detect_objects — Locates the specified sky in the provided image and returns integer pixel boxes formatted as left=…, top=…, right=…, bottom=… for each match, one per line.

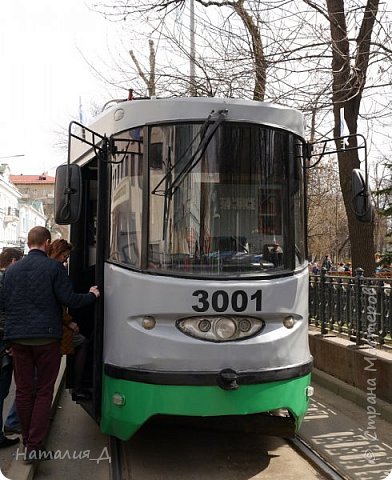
left=1, top=1, right=388, bottom=181
left=0, top=0, right=120, bottom=176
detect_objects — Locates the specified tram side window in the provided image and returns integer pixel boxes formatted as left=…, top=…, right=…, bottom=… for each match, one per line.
left=109, top=128, right=144, bottom=268
left=292, top=140, right=305, bottom=267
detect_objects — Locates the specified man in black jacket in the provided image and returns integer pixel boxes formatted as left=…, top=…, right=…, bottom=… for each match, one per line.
left=0, top=226, right=100, bottom=462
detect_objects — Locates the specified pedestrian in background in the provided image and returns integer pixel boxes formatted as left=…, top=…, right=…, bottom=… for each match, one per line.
left=311, top=263, right=320, bottom=275
left=0, top=227, right=100, bottom=462
left=0, top=248, right=23, bottom=448
left=344, top=262, right=352, bottom=274
left=337, top=262, right=345, bottom=273
left=322, top=255, right=332, bottom=272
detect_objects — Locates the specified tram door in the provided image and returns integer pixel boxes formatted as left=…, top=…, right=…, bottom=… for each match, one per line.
left=67, top=156, right=106, bottom=420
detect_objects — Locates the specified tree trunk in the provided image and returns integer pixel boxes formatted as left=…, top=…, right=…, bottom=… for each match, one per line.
left=232, top=0, right=266, bottom=100
left=198, top=0, right=266, bottom=100
left=326, top=0, right=379, bottom=276
left=337, top=139, right=375, bottom=276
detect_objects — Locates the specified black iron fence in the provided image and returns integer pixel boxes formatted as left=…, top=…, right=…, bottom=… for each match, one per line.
left=309, top=268, right=392, bottom=349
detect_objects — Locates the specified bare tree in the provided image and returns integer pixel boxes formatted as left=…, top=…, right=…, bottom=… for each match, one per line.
left=373, top=159, right=392, bottom=258
left=307, top=157, right=349, bottom=263
left=304, top=0, right=381, bottom=275
left=129, top=39, right=156, bottom=96
left=91, top=0, right=392, bottom=274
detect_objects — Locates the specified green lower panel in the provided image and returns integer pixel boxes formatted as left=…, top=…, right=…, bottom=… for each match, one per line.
left=100, top=373, right=311, bottom=440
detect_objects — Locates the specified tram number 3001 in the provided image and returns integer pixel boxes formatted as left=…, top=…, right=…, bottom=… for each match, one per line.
left=191, top=289, right=262, bottom=313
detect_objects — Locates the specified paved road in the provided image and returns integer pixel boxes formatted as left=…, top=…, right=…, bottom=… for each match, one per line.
left=300, top=381, right=392, bottom=480
left=120, top=422, right=325, bottom=480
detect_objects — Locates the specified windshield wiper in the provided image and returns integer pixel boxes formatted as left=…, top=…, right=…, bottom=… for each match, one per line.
left=162, top=146, right=172, bottom=241
left=152, top=109, right=228, bottom=198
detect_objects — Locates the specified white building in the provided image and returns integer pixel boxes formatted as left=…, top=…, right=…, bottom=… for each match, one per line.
left=0, top=164, right=47, bottom=251
left=0, top=164, right=22, bottom=250
left=18, top=200, right=46, bottom=253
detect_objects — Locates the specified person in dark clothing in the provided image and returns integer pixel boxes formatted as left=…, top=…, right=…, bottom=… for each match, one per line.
left=0, top=247, right=23, bottom=449
left=48, top=239, right=91, bottom=402
left=0, top=227, right=100, bottom=462
left=322, top=255, right=332, bottom=272
left=270, top=242, right=283, bottom=266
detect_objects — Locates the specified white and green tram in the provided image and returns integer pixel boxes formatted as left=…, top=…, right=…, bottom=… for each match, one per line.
left=55, top=97, right=314, bottom=440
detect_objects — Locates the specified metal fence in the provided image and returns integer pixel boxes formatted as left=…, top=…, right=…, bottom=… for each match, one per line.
left=309, top=268, right=392, bottom=349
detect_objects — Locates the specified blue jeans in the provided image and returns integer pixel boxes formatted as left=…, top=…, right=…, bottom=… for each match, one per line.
left=5, top=400, right=19, bottom=430
left=0, top=359, right=13, bottom=442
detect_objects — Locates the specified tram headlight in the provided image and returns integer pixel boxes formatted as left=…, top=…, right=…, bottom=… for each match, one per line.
left=283, top=315, right=295, bottom=329
left=198, top=319, right=211, bottom=332
left=215, top=318, right=237, bottom=339
left=142, top=316, right=156, bottom=330
left=306, top=386, right=314, bottom=398
left=176, top=316, right=265, bottom=342
left=239, top=319, right=252, bottom=333
left=112, top=393, right=126, bottom=406
left=283, top=315, right=295, bottom=328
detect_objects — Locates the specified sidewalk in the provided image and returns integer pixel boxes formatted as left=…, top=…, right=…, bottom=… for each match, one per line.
left=300, top=368, right=392, bottom=480
left=33, top=389, right=109, bottom=480
left=0, top=380, right=19, bottom=475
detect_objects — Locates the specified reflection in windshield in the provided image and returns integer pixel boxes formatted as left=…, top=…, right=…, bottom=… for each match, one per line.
left=148, top=122, right=305, bottom=276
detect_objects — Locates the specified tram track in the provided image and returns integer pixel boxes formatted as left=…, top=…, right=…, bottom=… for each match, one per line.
left=110, top=436, right=129, bottom=480
left=289, top=435, right=348, bottom=480
left=109, top=430, right=348, bottom=480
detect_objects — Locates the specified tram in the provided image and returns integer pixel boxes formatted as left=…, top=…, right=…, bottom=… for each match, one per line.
left=55, top=96, right=314, bottom=440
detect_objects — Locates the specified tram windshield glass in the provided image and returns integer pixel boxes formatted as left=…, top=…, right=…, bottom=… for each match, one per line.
left=108, top=121, right=305, bottom=276
left=148, top=122, right=305, bottom=276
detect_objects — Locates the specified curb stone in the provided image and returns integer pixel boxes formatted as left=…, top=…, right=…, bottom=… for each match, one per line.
left=311, top=367, right=392, bottom=424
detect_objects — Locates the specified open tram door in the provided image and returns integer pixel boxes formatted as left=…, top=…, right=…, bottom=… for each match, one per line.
left=54, top=123, right=109, bottom=422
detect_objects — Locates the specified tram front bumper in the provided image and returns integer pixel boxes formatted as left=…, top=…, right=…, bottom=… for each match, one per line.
left=100, top=364, right=312, bottom=440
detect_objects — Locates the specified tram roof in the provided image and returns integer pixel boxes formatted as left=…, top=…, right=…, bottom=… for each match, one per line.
left=96, top=97, right=304, bottom=136
left=72, top=97, right=305, bottom=163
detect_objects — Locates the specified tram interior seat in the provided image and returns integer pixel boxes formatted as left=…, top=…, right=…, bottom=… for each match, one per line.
left=262, top=243, right=283, bottom=266
left=212, top=236, right=248, bottom=254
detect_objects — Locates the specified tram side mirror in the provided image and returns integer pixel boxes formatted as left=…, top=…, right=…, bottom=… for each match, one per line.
left=54, top=164, right=82, bottom=225
left=351, top=168, right=374, bottom=223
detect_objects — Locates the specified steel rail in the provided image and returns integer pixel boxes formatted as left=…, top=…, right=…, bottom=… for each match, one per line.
left=109, top=431, right=348, bottom=480
left=289, top=435, right=348, bottom=480
left=109, top=436, right=129, bottom=480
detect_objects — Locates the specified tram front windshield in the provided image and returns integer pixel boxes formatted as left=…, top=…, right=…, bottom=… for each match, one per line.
left=109, top=122, right=305, bottom=277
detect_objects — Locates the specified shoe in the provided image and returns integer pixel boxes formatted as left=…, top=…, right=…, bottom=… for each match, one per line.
left=0, top=437, right=19, bottom=449
left=25, top=448, right=54, bottom=464
left=72, top=390, right=92, bottom=402
left=4, top=425, right=22, bottom=435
